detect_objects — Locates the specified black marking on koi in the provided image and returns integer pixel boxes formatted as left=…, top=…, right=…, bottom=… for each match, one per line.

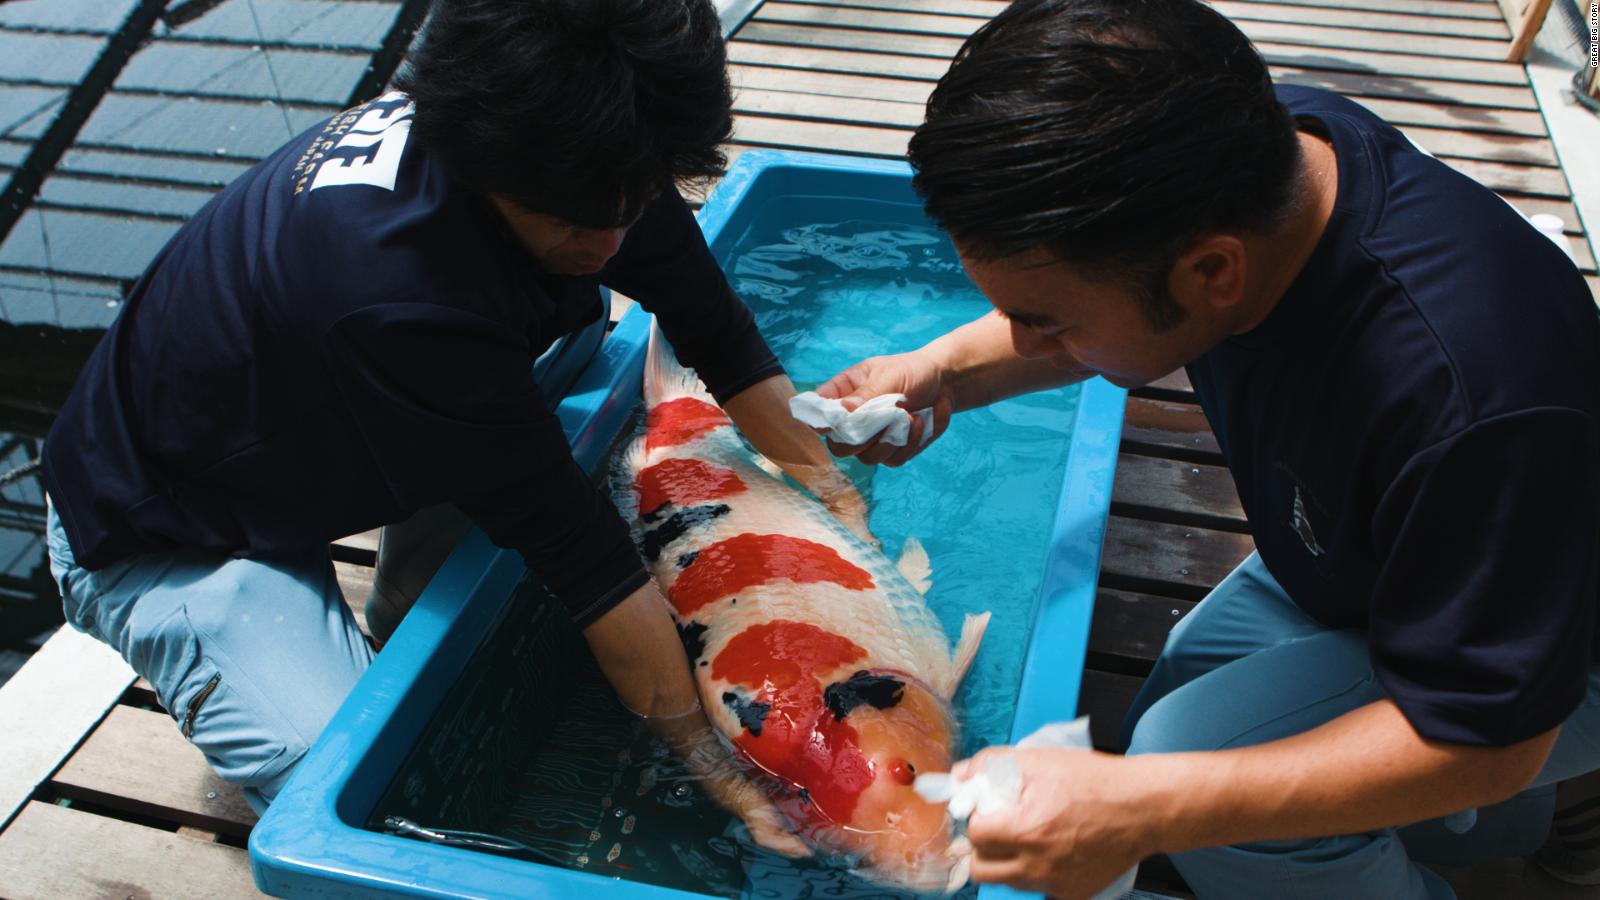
left=639, top=504, right=731, bottom=563
left=798, top=788, right=812, bottom=806
left=824, top=671, right=905, bottom=722
left=677, top=550, right=699, bottom=569
left=678, top=621, right=709, bottom=663
left=722, top=691, right=771, bottom=737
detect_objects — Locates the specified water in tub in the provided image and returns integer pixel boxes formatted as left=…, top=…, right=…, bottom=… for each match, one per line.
left=497, top=206, right=1083, bottom=898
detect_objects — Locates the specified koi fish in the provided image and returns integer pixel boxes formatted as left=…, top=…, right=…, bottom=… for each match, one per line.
left=618, top=324, right=989, bottom=893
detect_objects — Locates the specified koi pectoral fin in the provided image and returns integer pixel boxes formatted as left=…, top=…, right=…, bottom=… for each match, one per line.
left=946, top=611, right=990, bottom=696
left=895, top=536, right=933, bottom=595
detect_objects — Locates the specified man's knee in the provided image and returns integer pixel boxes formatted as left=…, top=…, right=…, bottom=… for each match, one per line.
left=1126, top=688, right=1215, bottom=757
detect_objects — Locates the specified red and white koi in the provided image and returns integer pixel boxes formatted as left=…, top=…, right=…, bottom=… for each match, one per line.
left=618, top=324, right=989, bottom=893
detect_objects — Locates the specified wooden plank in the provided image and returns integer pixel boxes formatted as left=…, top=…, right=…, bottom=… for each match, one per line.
left=758, top=3, right=1515, bottom=60
left=804, top=0, right=1505, bottom=20
left=1503, top=195, right=1584, bottom=233
left=1359, top=97, right=1548, bottom=138
left=757, top=2, right=982, bottom=39
left=0, top=626, right=134, bottom=830
left=1236, top=19, right=1509, bottom=60
left=51, top=705, right=258, bottom=837
left=1089, top=587, right=1197, bottom=664
left=1111, top=455, right=1247, bottom=530
left=334, top=560, right=374, bottom=635
left=734, top=85, right=920, bottom=128
left=1396, top=125, right=1555, bottom=165
left=774, top=0, right=1005, bottom=17
left=1504, top=0, right=1554, bottom=62
left=736, top=20, right=1531, bottom=84
left=1210, top=0, right=1509, bottom=38
left=729, top=46, right=1543, bottom=118
left=738, top=21, right=966, bottom=59
left=1139, top=369, right=1196, bottom=399
left=1226, top=0, right=1505, bottom=19
left=1121, top=397, right=1222, bottom=461
left=0, top=801, right=258, bottom=900
left=1254, top=40, right=1528, bottom=85
left=728, top=40, right=953, bottom=80
left=762, top=0, right=1512, bottom=40
left=730, top=62, right=932, bottom=104
left=1442, top=157, right=1571, bottom=197
left=1077, top=669, right=1145, bottom=751
left=1100, top=517, right=1256, bottom=598
left=1563, top=234, right=1597, bottom=273
left=334, top=527, right=381, bottom=553
left=1271, top=66, right=1539, bottom=110
left=730, top=112, right=908, bottom=157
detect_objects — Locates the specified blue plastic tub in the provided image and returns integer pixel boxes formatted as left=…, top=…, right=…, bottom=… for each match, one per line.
left=250, top=150, right=1128, bottom=900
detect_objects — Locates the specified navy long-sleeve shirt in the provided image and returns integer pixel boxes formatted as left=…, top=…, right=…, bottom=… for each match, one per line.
left=43, top=92, right=782, bottom=626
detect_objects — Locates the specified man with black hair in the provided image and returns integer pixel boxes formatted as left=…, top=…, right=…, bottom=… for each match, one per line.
left=817, top=0, right=1600, bottom=895
left=41, top=0, right=857, bottom=850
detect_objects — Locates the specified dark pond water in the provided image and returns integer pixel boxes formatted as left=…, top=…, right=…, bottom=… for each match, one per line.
left=0, top=320, right=105, bottom=686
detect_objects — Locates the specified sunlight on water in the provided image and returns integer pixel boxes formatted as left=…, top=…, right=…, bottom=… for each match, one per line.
left=498, top=202, right=1082, bottom=900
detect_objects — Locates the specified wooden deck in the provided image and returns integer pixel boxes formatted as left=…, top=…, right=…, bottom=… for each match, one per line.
left=1, top=0, right=1596, bottom=897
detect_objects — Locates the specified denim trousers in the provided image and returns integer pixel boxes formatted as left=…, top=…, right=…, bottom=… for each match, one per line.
left=46, top=505, right=374, bottom=814
left=1123, top=552, right=1600, bottom=900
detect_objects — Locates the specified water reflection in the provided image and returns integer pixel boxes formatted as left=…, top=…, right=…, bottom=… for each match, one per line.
left=0, top=319, right=105, bottom=685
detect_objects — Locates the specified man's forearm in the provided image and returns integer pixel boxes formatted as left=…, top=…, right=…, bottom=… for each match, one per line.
left=583, top=581, right=700, bottom=717
left=924, top=311, right=1084, bottom=412
left=721, top=372, right=833, bottom=469
left=1135, top=700, right=1558, bottom=857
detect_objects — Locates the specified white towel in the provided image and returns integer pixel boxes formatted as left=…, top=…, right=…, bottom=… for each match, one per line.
left=914, top=718, right=1139, bottom=899
left=789, top=391, right=934, bottom=447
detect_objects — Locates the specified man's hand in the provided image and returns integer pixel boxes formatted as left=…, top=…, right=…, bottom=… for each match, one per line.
left=720, top=373, right=880, bottom=545
left=584, top=580, right=810, bottom=857
left=960, top=748, right=1150, bottom=900
left=815, top=351, right=954, bottom=467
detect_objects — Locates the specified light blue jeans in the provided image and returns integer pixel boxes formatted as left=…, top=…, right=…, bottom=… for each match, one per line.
left=46, top=505, right=374, bottom=814
left=1123, top=552, right=1600, bottom=900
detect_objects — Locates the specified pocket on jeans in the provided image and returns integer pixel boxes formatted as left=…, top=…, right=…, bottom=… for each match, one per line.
left=166, top=653, right=300, bottom=787
left=142, top=606, right=306, bottom=789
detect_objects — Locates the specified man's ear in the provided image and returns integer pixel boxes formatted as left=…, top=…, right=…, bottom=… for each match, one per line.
left=1172, top=234, right=1247, bottom=312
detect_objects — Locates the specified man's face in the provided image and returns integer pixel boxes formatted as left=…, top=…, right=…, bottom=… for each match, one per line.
left=958, top=245, right=1227, bottom=389
left=491, top=196, right=636, bottom=276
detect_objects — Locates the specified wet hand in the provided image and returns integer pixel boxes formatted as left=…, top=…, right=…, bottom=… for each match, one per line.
left=664, top=714, right=812, bottom=858
left=959, top=748, right=1151, bottom=900
left=815, top=352, right=953, bottom=467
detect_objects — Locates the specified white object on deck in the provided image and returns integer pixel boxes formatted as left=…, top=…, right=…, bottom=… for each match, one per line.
left=1531, top=213, right=1579, bottom=263
left=790, top=391, right=933, bottom=447
left=0, top=626, right=135, bottom=830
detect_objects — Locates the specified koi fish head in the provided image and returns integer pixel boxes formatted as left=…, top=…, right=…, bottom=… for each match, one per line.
left=736, top=671, right=967, bottom=894
left=825, top=676, right=969, bottom=893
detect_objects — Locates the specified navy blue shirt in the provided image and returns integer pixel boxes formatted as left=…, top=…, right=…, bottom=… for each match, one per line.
left=1187, top=85, right=1600, bottom=746
left=43, top=92, right=782, bottom=626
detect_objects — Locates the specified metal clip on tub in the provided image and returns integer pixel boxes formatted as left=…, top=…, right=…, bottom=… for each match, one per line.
left=383, top=816, right=563, bottom=864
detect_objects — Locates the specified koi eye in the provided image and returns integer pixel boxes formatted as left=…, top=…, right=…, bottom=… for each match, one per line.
left=888, top=759, right=916, bottom=786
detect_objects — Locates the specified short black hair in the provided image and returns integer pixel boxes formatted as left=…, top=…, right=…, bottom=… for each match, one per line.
left=396, top=0, right=732, bottom=228
left=908, top=0, right=1302, bottom=330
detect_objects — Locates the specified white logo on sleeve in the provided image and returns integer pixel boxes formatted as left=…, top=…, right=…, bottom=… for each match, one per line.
left=308, top=92, right=415, bottom=193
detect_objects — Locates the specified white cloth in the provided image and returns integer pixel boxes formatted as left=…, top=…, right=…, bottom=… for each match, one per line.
left=913, top=718, right=1139, bottom=900
left=789, top=391, right=934, bottom=447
